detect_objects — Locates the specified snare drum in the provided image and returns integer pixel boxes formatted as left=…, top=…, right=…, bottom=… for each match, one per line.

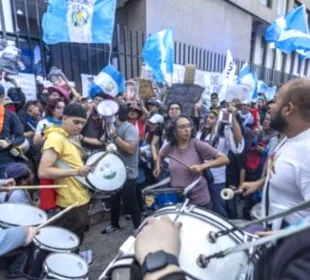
left=143, top=188, right=184, bottom=210
left=0, top=203, right=47, bottom=228
left=23, top=226, right=80, bottom=279
left=86, top=151, right=127, bottom=193
left=42, top=253, right=89, bottom=280
left=100, top=205, right=258, bottom=280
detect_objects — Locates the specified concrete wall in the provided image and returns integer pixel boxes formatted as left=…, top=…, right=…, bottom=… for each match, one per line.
left=145, top=0, right=253, bottom=61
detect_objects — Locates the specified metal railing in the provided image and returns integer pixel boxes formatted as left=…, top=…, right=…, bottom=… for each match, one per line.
left=0, top=0, right=300, bottom=91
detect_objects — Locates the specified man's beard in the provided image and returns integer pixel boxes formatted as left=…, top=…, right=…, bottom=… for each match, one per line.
left=270, top=110, right=288, bottom=132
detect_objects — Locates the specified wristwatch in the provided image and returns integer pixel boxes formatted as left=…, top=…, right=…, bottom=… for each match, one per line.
left=142, top=250, right=179, bottom=277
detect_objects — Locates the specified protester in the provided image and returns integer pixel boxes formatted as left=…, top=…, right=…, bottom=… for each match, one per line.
left=155, top=115, right=229, bottom=208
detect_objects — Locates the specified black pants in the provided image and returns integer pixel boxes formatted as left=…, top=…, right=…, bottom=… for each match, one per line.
left=60, top=203, right=89, bottom=245
left=110, top=178, right=141, bottom=229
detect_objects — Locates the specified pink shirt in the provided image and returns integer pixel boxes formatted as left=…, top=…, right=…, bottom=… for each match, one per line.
left=159, top=139, right=218, bottom=205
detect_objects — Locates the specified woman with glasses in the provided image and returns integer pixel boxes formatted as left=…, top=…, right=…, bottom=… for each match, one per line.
left=154, top=115, right=229, bottom=208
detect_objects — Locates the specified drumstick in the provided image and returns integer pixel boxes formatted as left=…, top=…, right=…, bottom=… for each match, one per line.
left=36, top=202, right=79, bottom=230
left=167, top=155, right=191, bottom=169
left=2, top=185, right=67, bottom=191
left=87, top=144, right=117, bottom=168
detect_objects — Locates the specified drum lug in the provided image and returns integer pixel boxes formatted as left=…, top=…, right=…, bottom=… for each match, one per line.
left=196, top=254, right=208, bottom=268
left=206, top=231, right=217, bottom=243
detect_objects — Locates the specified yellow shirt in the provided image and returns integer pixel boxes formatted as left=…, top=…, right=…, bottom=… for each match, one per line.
left=43, top=127, right=90, bottom=208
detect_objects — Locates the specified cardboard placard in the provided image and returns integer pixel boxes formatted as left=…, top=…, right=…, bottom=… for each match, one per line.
left=124, top=80, right=140, bottom=101
left=132, top=78, right=153, bottom=100
left=164, top=83, right=205, bottom=116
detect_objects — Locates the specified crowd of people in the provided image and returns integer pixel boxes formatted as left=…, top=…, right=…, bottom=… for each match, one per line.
left=0, top=72, right=309, bottom=280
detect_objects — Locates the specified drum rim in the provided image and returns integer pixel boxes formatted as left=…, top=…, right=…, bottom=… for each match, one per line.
left=43, top=252, right=89, bottom=278
left=86, top=150, right=128, bottom=192
left=154, top=205, right=249, bottom=249
left=34, top=226, right=80, bottom=251
left=0, top=203, right=47, bottom=227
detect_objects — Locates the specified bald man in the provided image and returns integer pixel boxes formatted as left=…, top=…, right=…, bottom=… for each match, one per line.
left=241, top=78, right=310, bottom=230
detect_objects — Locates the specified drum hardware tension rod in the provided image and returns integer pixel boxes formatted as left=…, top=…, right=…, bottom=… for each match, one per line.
left=198, top=217, right=310, bottom=268
left=206, top=199, right=310, bottom=243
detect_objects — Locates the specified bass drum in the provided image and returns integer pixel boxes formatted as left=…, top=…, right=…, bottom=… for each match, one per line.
left=99, top=205, right=259, bottom=280
left=85, top=151, right=127, bottom=194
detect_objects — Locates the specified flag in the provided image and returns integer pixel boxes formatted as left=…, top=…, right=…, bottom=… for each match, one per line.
left=257, top=81, right=276, bottom=100
left=218, top=50, right=237, bottom=85
left=142, top=28, right=174, bottom=84
left=265, top=5, right=309, bottom=44
left=265, top=5, right=310, bottom=54
left=266, top=86, right=277, bottom=101
left=237, top=63, right=258, bottom=101
left=42, top=0, right=116, bottom=44
left=88, top=64, right=124, bottom=99
left=297, top=49, right=310, bottom=60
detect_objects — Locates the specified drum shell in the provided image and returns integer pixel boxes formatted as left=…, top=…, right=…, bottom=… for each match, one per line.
left=143, top=188, right=184, bottom=210
left=22, top=227, right=79, bottom=279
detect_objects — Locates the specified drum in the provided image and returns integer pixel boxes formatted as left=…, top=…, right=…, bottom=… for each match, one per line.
left=42, top=253, right=89, bottom=280
left=0, top=203, right=47, bottom=228
left=23, top=226, right=80, bottom=279
left=100, top=205, right=259, bottom=280
left=250, top=203, right=262, bottom=221
left=143, top=188, right=184, bottom=210
left=86, top=151, right=127, bottom=193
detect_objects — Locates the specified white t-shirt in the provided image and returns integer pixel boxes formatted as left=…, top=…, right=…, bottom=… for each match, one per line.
left=35, top=118, right=54, bottom=134
left=262, top=128, right=310, bottom=229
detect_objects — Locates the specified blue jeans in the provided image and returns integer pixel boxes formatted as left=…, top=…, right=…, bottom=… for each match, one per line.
left=209, top=183, right=229, bottom=218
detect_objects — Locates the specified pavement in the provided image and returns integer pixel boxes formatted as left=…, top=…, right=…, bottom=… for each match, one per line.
left=0, top=215, right=136, bottom=280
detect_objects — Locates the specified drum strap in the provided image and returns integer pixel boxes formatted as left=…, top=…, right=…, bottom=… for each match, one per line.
left=142, top=177, right=171, bottom=193
left=55, top=159, right=92, bottom=189
left=4, top=189, right=33, bottom=205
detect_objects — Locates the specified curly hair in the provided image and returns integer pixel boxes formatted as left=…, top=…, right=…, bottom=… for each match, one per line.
left=45, top=98, right=64, bottom=118
left=166, top=114, right=196, bottom=146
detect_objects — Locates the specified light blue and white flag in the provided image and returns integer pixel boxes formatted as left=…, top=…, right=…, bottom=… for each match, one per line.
left=88, top=64, right=124, bottom=98
left=237, top=63, right=258, bottom=101
left=257, top=80, right=277, bottom=100
left=266, top=86, right=277, bottom=101
left=218, top=50, right=237, bottom=85
left=42, top=0, right=116, bottom=44
left=142, top=28, right=174, bottom=84
left=265, top=5, right=309, bottom=44
left=296, top=49, right=310, bottom=59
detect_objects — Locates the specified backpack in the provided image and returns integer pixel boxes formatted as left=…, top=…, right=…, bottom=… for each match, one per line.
left=254, top=227, right=310, bottom=280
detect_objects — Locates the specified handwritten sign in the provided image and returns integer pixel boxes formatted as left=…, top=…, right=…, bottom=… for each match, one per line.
left=225, top=84, right=253, bottom=102
left=124, top=80, right=139, bottom=101
left=1, top=73, right=36, bottom=100
left=81, top=73, right=95, bottom=98
left=132, top=78, right=153, bottom=100
left=164, top=84, right=205, bottom=116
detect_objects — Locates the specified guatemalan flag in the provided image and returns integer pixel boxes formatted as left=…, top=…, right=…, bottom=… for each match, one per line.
left=142, top=28, right=174, bottom=84
left=265, top=5, right=310, bottom=54
left=238, top=63, right=258, bottom=101
left=257, top=81, right=277, bottom=101
left=88, top=64, right=125, bottom=99
left=42, top=0, right=117, bottom=44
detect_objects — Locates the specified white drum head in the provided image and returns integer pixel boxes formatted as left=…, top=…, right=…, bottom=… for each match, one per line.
left=0, top=203, right=47, bottom=227
left=251, top=202, right=262, bottom=220
left=86, top=152, right=127, bottom=192
left=35, top=227, right=79, bottom=251
left=104, top=206, right=254, bottom=280
left=45, top=253, right=88, bottom=278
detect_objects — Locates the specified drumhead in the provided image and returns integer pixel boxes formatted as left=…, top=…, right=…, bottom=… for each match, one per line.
left=86, top=152, right=127, bottom=192
left=34, top=227, right=80, bottom=251
left=113, top=205, right=254, bottom=280
left=0, top=203, right=47, bottom=227
left=44, top=253, right=88, bottom=278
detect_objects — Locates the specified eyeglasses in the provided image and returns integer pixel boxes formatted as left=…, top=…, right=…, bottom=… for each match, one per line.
left=177, top=123, right=192, bottom=130
left=169, top=107, right=181, bottom=111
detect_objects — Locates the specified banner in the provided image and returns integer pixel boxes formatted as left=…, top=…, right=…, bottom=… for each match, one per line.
left=1, top=73, right=36, bottom=100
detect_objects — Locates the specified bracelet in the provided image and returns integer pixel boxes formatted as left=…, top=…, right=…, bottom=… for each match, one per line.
left=113, top=134, right=118, bottom=141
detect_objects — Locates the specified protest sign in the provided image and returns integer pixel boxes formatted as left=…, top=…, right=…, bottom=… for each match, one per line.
left=81, top=74, right=95, bottom=97
left=164, top=84, right=205, bottom=116
left=225, top=84, right=252, bottom=102
left=125, top=80, right=140, bottom=100
left=1, top=73, right=36, bottom=100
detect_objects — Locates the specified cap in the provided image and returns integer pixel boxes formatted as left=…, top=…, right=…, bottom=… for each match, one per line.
left=47, top=86, right=70, bottom=101
left=148, top=114, right=164, bottom=124
left=5, top=162, right=30, bottom=179
left=241, top=100, right=250, bottom=105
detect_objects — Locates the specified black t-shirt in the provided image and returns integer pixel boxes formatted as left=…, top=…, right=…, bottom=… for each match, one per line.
left=226, top=149, right=246, bottom=187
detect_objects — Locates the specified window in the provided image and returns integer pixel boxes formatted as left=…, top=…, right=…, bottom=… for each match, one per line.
left=260, top=0, right=272, bottom=8
left=277, top=0, right=288, bottom=15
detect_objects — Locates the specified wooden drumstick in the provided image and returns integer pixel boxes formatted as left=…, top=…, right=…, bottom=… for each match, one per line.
left=2, top=185, right=68, bottom=191
left=36, top=202, right=79, bottom=230
left=168, top=155, right=191, bottom=169
left=88, top=144, right=117, bottom=168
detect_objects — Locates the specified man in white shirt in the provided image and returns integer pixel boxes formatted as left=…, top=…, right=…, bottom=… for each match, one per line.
left=241, top=78, right=310, bottom=230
